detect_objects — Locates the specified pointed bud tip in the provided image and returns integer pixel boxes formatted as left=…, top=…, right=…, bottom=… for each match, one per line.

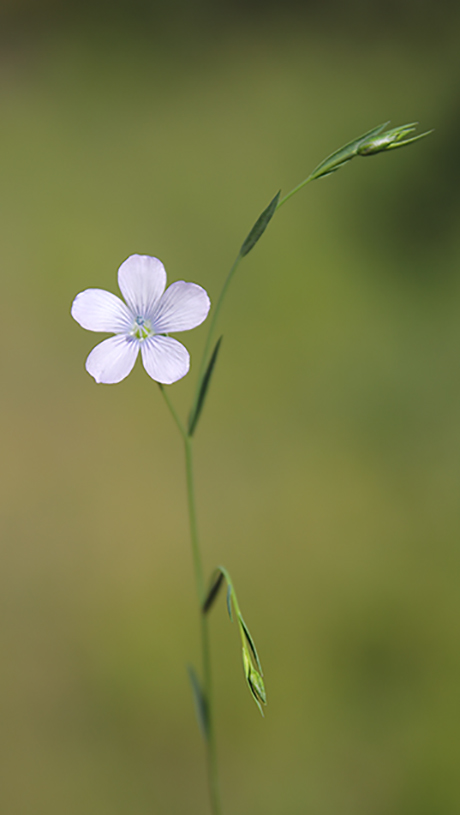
left=358, top=122, right=432, bottom=156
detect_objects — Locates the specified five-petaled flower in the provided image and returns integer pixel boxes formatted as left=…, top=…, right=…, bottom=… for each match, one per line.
left=71, top=254, right=211, bottom=384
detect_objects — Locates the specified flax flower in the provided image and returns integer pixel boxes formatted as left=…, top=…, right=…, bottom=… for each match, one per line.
left=71, top=254, right=210, bottom=384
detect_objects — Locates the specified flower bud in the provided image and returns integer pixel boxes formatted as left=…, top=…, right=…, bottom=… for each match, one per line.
left=308, top=121, right=431, bottom=183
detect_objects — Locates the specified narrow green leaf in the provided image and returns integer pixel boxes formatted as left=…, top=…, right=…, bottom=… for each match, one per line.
left=188, top=336, right=223, bottom=436
left=203, top=570, right=225, bottom=614
left=240, top=191, right=280, bottom=257
left=187, top=665, right=208, bottom=738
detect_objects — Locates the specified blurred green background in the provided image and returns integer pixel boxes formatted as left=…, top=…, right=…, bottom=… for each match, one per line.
left=1, top=1, right=460, bottom=813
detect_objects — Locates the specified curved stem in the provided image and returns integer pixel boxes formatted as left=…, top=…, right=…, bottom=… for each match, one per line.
left=158, top=383, right=187, bottom=440
left=159, top=167, right=316, bottom=814
left=185, top=436, right=221, bottom=815
left=191, top=175, right=314, bottom=419
left=159, top=385, right=221, bottom=814
left=277, top=174, right=313, bottom=209
left=184, top=435, right=205, bottom=603
left=190, top=254, right=242, bottom=423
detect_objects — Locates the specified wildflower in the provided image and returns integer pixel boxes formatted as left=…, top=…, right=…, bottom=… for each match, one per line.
left=71, top=254, right=210, bottom=384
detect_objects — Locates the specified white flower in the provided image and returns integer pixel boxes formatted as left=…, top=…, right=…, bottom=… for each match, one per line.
left=71, top=254, right=211, bottom=385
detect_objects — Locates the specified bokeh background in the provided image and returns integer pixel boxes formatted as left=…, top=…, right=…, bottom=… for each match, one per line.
left=1, top=1, right=460, bottom=812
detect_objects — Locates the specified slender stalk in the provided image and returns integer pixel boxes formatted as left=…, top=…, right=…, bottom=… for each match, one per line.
left=185, top=436, right=221, bottom=815
left=191, top=175, right=314, bottom=419
left=184, top=435, right=205, bottom=602
left=160, top=166, right=316, bottom=815
left=158, top=383, right=187, bottom=440
left=202, top=610, right=221, bottom=815
left=277, top=174, right=313, bottom=209
left=159, top=384, right=222, bottom=815
left=190, top=254, right=242, bottom=423
left=155, top=124, right=428, bottom=814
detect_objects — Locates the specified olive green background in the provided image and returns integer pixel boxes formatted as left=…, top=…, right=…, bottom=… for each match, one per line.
left=1, top=2, right=460, bottom=813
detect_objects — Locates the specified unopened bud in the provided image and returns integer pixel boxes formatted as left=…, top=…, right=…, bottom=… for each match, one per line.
left=308, top=121, right=432, bottom=183
left=357, top=122, right=433, bottom=156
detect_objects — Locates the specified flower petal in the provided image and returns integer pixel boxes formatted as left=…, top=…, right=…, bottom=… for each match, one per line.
left=141, top=335, right=190, bottom=384
left=152, top=281, right=211, bottom=333
left=71, top=289, right=133, bottom=333
left=85, top=335, right=139, bottom=384
left=118, top=255, right=167, bottom=318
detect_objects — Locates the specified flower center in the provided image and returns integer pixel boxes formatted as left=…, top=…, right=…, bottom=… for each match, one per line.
left=131, top=315, right=154, bottom=341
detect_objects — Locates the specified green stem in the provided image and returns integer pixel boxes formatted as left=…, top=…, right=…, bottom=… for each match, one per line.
left=160, top=167, right=315, bottom=814
left=191, top=175, right=314, bottom=417
left=159, top=385, right=221, bottom=815
left=184, top=435, right=205, bottom=602
left=185, top=436, right=221, bottom=815
left=158, top=383, right=187, bottom=440
left=277, top=174, right=313, bottom=209
left=190, top=254, right=242, bottom=423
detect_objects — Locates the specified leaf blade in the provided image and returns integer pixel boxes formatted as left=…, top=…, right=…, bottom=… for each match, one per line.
left=203, top=570, right=225, bottom=614
left=188, top=336, right=223, bottom=436
left=240, top=191, right=280, bottom=257
left=187, top=665, right=208, bottom=738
